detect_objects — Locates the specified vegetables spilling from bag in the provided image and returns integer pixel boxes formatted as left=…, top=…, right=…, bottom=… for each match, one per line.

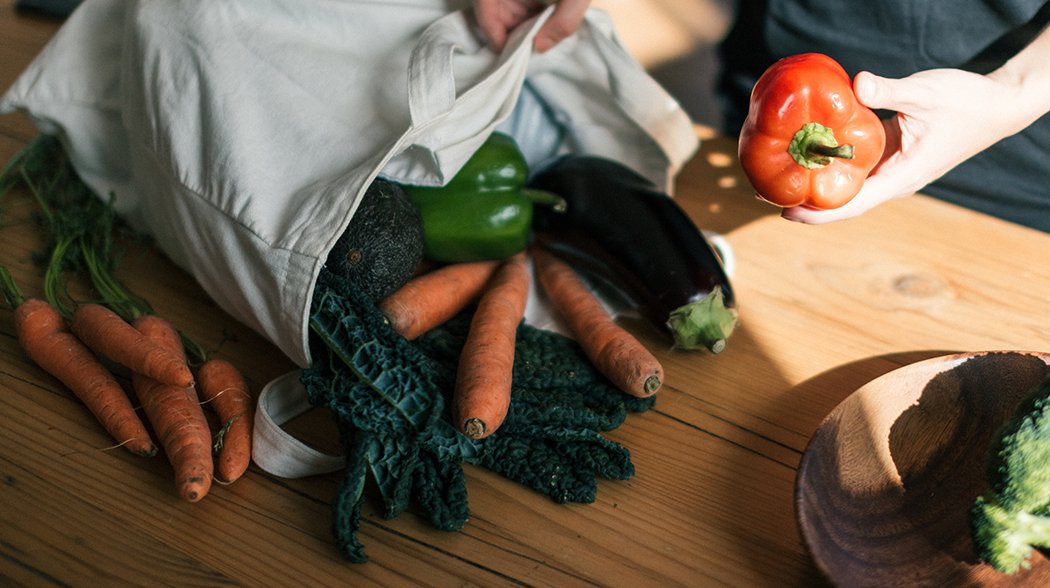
left=303, top=132, right=737, bottom=561
left=737, top=52, right=886, bottom=210
left=1, top=130, right=735, bottom=561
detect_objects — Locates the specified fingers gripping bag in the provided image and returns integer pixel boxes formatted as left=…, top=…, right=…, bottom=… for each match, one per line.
left=2, top=0, right=701, bottom=560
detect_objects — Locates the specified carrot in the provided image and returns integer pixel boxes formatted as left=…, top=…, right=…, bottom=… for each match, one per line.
left=378, top=260, right=501, bottom=340
left=452, top=253, right=530, bottom=439
left=197, top=358, right=253, bottom=484
left=0, top=267, right=156, bottom=456
left=70, top=303, right=194, bottom=388
left=131, top=314, right=213, bottom=502
left=532, top=247, right=663, bottom=397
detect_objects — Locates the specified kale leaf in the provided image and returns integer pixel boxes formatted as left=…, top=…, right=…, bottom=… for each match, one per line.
left=304, top=267, right=653, bottom=562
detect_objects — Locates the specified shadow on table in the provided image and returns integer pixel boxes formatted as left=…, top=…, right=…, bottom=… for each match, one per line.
left=786, top=349, right=963, bottom=441
left=749, top=348, right=962, bottom=586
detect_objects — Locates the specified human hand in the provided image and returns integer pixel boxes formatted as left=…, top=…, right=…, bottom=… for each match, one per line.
left=782, top=68, right=1039, bottom=224
left=473, top=0, right=590, bottom=53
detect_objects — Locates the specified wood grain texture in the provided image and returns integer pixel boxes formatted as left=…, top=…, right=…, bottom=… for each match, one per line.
left=3, top=9, right=1050, bottom=587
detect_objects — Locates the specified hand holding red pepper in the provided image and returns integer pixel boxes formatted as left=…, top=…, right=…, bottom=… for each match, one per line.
left=783, top=60, right=1050, bottom=224
left=738, top=53, right=886, bottom=211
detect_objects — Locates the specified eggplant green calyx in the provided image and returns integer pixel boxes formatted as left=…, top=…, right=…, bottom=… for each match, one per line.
left=788, top=122, right=854, bottom=169
left=666, top=285, right=738, bottom=353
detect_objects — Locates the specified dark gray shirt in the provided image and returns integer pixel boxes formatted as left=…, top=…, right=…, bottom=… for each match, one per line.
left=720, top=0, right=1050, bottom=232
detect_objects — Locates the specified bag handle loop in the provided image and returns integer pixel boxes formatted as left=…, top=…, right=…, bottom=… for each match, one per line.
left=407, top=16, right=460, bottom=127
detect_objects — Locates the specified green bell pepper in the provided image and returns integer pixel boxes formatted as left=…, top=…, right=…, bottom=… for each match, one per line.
left=402, top=133, right=563, bottom=263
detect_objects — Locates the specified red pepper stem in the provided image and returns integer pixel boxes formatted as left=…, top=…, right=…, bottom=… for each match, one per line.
left=788, top=122, right=854, bottom=169
left=807, top=142, right=854, bottom=160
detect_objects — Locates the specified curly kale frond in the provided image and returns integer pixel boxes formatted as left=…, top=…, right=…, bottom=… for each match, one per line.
left=971, top=373, right=1050, bottom=574
left=305, top=264, right=652, bottom=563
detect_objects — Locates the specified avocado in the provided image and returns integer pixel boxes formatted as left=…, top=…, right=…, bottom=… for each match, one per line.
left=325, top=178, right=425, bottom=303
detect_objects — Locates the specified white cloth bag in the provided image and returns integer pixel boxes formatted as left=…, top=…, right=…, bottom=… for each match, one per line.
left=1, top=0, right=700, bottom=477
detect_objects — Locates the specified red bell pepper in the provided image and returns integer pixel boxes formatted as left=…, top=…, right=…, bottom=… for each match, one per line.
left=738, top=53, right=886, bottom=210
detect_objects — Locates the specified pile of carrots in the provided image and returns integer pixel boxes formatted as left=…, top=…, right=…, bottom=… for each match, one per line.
left=1, top=266, right=253, bottom=502
left=378, top=246, right=664, bottom=440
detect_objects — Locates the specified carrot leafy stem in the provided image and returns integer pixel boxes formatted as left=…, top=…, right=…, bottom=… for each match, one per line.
left=0, top=135, right=206, bottom=364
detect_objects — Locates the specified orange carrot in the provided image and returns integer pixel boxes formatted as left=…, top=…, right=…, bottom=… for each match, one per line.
left=452, top=253, right=530, bottom=439
left=11, top=297, right=157, bottom=457
left=532, top=247, right=663, bottom=397
left=378, top=260, right=501, bottom=340
left=131, top=315, right=212, bottom=502
left=197, top=358, right=253, bottom=484
left=71, top=303, right=193, bottom=388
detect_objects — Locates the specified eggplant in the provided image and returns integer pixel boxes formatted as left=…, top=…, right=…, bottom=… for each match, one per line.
left=528, top=155, right=737, bottom=352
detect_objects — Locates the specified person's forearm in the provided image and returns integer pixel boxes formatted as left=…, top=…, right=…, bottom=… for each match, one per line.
left=988, top=23, right=1050, bottom=132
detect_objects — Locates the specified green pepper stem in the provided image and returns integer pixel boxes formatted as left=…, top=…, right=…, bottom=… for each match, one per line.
left=523, top=188, right=568, bottom=213
left=788, top=122, right=854, bottom=169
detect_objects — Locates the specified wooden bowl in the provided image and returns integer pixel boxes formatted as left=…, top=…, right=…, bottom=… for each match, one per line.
left=796, top=351, right=1050, bottom=587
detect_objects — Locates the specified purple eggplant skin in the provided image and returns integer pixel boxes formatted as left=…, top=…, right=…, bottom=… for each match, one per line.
left=527, top=155, right=738, bottom=353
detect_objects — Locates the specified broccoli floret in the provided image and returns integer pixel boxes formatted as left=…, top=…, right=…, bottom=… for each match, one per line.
left=972, top=497, right=1050, bottom=574
left=971, top=373, right=1050, bottom=574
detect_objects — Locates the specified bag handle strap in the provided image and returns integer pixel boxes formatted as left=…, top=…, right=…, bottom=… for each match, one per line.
left=582, top=11, right=700, bottom=175
left=406, top=7, right=556, bottom=129
left=407, top=15, right=464, bottom=127
left=251, top=370, right=344, bottom=478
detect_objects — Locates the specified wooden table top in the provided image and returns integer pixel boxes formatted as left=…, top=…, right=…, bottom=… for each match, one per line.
left=4, top=6, right=1050, bottom=587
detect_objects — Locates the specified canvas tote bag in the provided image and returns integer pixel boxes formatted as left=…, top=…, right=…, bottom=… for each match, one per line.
left=1, top=0, right=701, bottom=478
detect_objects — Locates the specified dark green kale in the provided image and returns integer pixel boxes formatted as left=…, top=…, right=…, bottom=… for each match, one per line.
left=303, top=267, right=653, bottom=562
